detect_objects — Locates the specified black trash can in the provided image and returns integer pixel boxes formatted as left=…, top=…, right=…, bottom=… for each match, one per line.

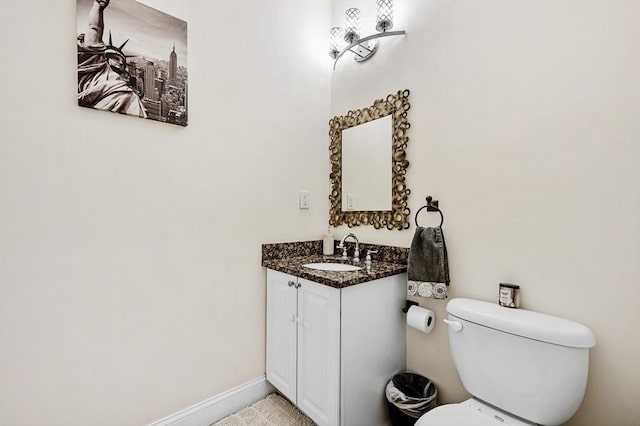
left=385, top=371, right=437, bottom=426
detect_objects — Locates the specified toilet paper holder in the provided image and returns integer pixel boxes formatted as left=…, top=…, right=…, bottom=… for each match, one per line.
left=402, top=300, right=419, bottom=313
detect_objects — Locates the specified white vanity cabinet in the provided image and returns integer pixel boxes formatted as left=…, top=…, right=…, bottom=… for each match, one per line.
left=266, top=269, right=341, bottom=425
left=266, top=268, right=406, bottom=426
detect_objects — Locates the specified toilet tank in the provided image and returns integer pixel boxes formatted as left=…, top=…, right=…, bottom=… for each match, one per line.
left=446, top=298, right=596, bottom=426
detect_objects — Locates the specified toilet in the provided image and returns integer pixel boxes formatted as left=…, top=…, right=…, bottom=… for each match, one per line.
left=416, top=298, right=596, bottom=426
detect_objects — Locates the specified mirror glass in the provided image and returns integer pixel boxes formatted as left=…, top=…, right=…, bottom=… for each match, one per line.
left=341, top=115, right=392, bottom=212
left=328, top=90, right=411, bottom=230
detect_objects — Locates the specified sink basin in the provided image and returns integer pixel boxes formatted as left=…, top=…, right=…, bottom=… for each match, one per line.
left=303, top=263, right=362, bottom=272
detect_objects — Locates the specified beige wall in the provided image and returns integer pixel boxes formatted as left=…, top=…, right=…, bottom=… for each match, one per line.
left=0, top=1, right=330, bottom=424
left=330, top=1, right=640, bottom=425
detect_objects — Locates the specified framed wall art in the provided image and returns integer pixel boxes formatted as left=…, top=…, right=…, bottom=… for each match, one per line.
left=76, top=0, right=188, bottom=126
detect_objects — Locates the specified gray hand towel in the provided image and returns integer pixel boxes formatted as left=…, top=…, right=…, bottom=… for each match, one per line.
left=408, top=226, right=450, bottom=284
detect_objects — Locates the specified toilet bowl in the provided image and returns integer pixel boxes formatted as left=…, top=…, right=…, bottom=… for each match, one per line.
left=416, top=398, right=534, bottom=426
left=415, top=298, right=596, bottom=426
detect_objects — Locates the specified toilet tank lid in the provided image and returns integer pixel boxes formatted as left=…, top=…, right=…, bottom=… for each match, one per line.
left=446, top=298, right=596, bottom=348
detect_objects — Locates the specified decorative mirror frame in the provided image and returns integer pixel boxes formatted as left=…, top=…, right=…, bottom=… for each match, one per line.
left=329, top=89, right=411, bottom=230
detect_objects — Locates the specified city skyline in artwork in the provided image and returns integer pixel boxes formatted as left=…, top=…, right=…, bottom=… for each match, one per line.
left=77, top=0, right=188, bottom=126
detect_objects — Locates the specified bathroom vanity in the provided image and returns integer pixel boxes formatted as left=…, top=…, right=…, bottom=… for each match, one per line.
left=263, top=241, right=408, bottom=426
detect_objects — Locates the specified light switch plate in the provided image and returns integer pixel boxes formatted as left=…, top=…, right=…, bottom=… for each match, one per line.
left=299, top=191, right=310, bottom=209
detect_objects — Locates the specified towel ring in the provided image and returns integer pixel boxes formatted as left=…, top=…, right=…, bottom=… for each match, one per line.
left=415, top=196, right=444, bottom=227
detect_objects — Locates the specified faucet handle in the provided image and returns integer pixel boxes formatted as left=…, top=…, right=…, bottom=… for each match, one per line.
left=365, top=250, right=378, bottom=266
left=337, top=244, right=348, bottom=260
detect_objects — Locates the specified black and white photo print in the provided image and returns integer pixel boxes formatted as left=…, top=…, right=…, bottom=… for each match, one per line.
left=77, top=0, right=188, bottom=126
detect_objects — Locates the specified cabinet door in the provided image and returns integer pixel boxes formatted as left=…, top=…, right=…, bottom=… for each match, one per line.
left=296, top=278, right=340, bottom=426
left=266, top=270, right=298, bottom=403
left=340, top=273, right=407, bottom=426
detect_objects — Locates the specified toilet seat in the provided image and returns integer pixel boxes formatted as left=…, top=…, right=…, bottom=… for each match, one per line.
left=415, top=399, right=535, bottom=426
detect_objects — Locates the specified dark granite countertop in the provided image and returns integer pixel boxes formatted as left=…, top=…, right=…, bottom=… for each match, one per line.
left=262, top=241, right=408, bottom=289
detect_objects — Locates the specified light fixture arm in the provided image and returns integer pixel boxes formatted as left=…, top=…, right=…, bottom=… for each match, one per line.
left=332, top=30, right=406, bottom=70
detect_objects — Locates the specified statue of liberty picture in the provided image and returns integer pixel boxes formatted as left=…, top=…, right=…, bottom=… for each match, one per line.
left=76, top=0, right=188, bottom=126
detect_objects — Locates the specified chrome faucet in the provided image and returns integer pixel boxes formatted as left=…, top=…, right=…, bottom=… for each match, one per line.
left=337, top=233, right=360, bottom=262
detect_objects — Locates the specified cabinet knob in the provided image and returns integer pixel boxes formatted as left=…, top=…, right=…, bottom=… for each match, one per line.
left=288, top=313, right=296, bottom=322
left=288, top=280, right=296, bottom=287
left=295, top=282, right=301, bottom=289
left=295, top=317, right=310, bottom=328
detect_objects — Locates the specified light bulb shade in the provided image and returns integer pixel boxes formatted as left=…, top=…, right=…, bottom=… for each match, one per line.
left=329, top=27, right=344, bottom=59
left=344, top=8, right=361, bottom=44
left=376, top=0, right=394, bottom=32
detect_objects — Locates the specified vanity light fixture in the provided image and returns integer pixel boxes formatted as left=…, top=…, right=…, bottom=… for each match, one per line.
left=329, top=0, right=406, bottom=70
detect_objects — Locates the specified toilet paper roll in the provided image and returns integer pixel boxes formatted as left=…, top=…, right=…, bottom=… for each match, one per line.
left=407, top=305, right=435, bottom=334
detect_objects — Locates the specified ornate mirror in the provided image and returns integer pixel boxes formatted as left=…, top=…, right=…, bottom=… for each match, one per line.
left=329, top=89, right=411, bottom=230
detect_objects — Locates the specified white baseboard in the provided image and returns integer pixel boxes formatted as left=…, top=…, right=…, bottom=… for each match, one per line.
left=149, top=375, right=276, bottom=426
